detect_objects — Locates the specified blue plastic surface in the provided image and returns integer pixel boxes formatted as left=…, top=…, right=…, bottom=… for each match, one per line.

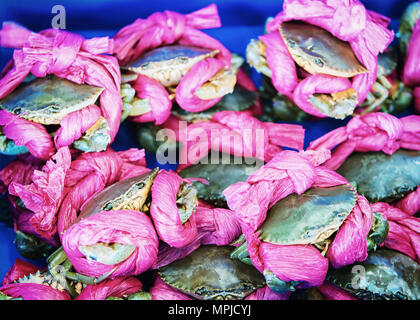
left=0, top=0, right=415, bottom=280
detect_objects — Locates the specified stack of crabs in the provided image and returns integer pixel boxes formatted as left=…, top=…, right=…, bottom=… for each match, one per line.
left=0, top=0, right=420, bottom=300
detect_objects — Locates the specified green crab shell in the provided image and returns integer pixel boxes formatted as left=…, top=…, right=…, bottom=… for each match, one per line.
left=0, top=75, right=104, bottom=125
left=258, top=185, right=357, bottom=245
left=337, top=150, right=420, bottom=203
left=327, top=248, right=420, bottom=300
left=158, top=245, right=266, bottom=300
left=76, top=168, right=158, bottom=222
left=178, top=154, right=260, bottom=208
left=14, top=230, right=57, bottom=261
left=121, top=45, right=219, bottom=87
left=279, top=21, right=367, bottom=78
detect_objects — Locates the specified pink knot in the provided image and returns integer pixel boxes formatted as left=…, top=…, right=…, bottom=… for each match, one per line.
left=148, top=11, right=186, bottom=45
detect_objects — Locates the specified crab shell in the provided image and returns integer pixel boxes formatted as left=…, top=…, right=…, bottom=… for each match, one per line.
left=178, top=154, right=260, bottom=208
left=158, top=245, right=266, bottom=300
left=74, top=169, right=158, bottom=266
left=258, top=184, right=357, bottom=245
left=337, top=150, right=420, bottom=203
left=279, top=21, right=367, bottom=78
left=327, top=248, right=420, bottom=300
left=0, top=75, right=104, bottom=125
left=121, top=45, right=219, bottom=87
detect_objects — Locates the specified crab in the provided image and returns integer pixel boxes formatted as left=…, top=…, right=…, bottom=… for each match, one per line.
left=120, top=45, right=236, bottom=117
left=258, top=49, right=412, bottom=122
left=327, top=248, right=420, bottom=300
left=178, top=153, right=260, bottom=208
left=158, top=245, right=266, bottom=300
left=47, top=169, right=159, bottom=296
left=247, top=21, right=367, bottom=119
left=0, top=75, right=112, bottom=154
left=247, top=20, right=407, bottom=119
left=230, top=184, right=388, bottom=293
left=337, top=150, right=420, bottom=203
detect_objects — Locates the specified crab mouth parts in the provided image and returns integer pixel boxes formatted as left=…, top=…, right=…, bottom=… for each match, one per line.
left=308, top=88, right=358, bottom=119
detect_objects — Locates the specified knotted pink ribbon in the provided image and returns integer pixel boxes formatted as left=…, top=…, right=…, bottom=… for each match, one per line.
left=259, top=0, right=393, bottom=117
left=308, top=113, right=420, bottom=170
left=152, top=200, right=240, bottom=269
left=0, top=23, right=122, bottom=159
left=161, top=110, right=305, bottom=170
left=113, top=4, right=232, bottom=122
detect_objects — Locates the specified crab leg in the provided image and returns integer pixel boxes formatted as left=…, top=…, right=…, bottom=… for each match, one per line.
left=361, top=82, right=389, bottom=115
left=47, top=246, right=117, bottom=296
left=230, top=241, right=253, bottom=266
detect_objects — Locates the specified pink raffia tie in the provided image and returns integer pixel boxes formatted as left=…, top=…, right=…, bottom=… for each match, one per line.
left=113, top=4, right=232, bottom=122
left=152, top=200, right=241, bottom=270
left=163, top=110, right=305, bottom=170
left=223, top=149, right=373, bottom=287
left=57, top=148, right=158, bottom=279
left=260, top=0, right=394, bottom=117
left=0, top=147, right=71, bottom=240
left=308, top=113, right=420, bottom=170
left=75, top=277, right=143, bottom=300
left=372, top=202, right=420, bottom=264
left=0, top=23, right=122, bottom=160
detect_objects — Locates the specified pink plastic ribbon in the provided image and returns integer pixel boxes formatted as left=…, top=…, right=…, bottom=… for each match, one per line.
left=0, top=153, right=43, bottom=193
left=150, top=276, right=192, bottom=300
left=260, top=0, right=393, bottom=117
left=404, top=18, right=420, bottom=86
left=164, top=110, right=304, bottom=170
left=317, top=282, right=358, bottom=300
left=0, top=22, right=122, bottom=159
left=113, top=4, right=232, bottom=121
left=152, top=201, right=240, bottom=269
left=6, top=147, right=71, bottom=239
left=308, top=113, right=420, bottom=170
left=372, top=202, right=420, bottom=264
left=0, top=110, right=54, bottom=160
left=58, top=148, right=149, bottom=233
left=245, top=285, right=290, bottom=300
left=223, top=149, right=373, bottom=287
left=150, top=170, right=198, bottom=248
left=396, top=186, right=420, bottom=216
left=75, top=277, right=143, bottom=300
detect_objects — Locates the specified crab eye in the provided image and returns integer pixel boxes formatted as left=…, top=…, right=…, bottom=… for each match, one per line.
left=314, top=58, right=324, bottom=67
